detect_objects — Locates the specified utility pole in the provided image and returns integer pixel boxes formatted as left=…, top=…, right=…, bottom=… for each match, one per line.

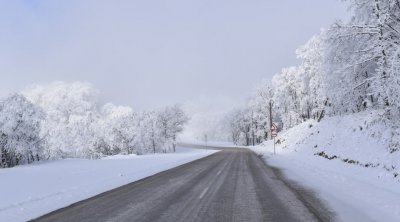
left=269, top=100, right=273, bottom=140
left=271, top=123, right=278, bottom=155
left=274, top=137, right=276, bottom=155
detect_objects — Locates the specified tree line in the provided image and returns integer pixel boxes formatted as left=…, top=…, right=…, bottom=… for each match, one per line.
left=228, top=0, right=400, bottom=150
left=0, top=82, right=188, bottom=168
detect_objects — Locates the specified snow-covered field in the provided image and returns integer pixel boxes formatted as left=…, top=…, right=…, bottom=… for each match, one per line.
left=0, top=146, right=218, bottom=222
left=252, top=111, right=400, bottom=222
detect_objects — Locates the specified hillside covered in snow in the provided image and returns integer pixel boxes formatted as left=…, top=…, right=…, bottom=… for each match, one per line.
left=252, top=111, right=400, bottom=222
left=271, top=111, right=399, bottom=180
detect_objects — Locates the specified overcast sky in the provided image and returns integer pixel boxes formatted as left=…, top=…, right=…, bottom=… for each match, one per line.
left=0, top=0, right=349, bottom=109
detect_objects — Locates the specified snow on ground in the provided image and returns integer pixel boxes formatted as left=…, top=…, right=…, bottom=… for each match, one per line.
left=0, top=146, right=218, bottom=222
left=251, top=111, right=400, bottom=222
left=179, top=140, right=242, bottom=148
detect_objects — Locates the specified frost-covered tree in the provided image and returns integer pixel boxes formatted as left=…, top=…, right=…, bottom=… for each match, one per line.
left=325, top=0, right=400, bottom=116
left=272, top=67, right=304, bottom=129
left=296, top=32, right=328, bottom=120
left=227, top=109, right=252, bottom=146
left=136, top=111, right=163, bottom=154
left=22, top=82, right=101, bottom=159
left=255, top=81, right=275, bottom=140
left=96, top=103, right=137, bottom=155
left=0, top=94, right=44, bottom=167
left=157, top=105, right=189, bottom=152
left=248, top=97, right=269, bottom=144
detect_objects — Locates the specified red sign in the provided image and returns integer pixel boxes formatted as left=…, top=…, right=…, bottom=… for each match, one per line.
left=271, top=123, right=278, bottom=131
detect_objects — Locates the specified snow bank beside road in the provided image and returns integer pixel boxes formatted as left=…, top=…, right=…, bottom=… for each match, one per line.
left=0, top=146, right=218, bottom=222
left=252, top=111, right=400, bottom=222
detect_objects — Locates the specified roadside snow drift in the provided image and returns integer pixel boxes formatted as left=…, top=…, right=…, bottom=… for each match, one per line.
left=0, top=146, right=218, bottom=222
left=252, top=111, right=400, bottom=222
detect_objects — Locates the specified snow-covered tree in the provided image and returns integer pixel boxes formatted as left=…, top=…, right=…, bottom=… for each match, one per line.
left=227, top=108, right=252, bottom=146
left=135, top=111, right=163, bottom=154
left=254, top=81, right=275, bottom=140
left=272, top=67, right=304, bottom=129
left=248, top=97, right=269, bottom=144
left=22, top=82, right=101, bottom=159
left=0, top=94, right=44, bottom=167
left=324, top=0, right=400, bottom=117
left=296, top=32, right=328, bottom=120
left=157, top=105, right=189, bottom=152
left=99, top=103, right=137, bottom=155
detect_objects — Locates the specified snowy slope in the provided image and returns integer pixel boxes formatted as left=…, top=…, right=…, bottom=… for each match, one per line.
left=0, top=146, right=218, bottom=222
left=252, top=111, right=400, bottom=222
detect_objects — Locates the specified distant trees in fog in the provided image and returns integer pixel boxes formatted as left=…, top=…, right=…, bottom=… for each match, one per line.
left=0, top=82, right=188, bottom=168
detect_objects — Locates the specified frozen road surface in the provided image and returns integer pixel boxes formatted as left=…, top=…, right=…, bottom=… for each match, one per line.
left=32, top=148, right=334, bottom=222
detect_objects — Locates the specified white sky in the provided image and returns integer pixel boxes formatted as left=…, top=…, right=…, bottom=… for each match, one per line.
left=0, top=0, right=349, bottom=109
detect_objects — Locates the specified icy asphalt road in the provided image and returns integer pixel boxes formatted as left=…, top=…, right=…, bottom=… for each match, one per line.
left=32, top=148, right=334, bottom=222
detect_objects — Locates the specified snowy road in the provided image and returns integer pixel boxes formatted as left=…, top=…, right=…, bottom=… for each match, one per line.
left=32, top=148, right=334, bottom=222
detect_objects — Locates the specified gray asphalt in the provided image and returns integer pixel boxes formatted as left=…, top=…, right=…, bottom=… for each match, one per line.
left=31, top=148, right=335, bottom=222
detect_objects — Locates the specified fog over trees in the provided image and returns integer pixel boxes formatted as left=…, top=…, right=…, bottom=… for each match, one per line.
left=0, top=82, right=188, bottom=168
left=228, top=0, right=400, bottom=150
